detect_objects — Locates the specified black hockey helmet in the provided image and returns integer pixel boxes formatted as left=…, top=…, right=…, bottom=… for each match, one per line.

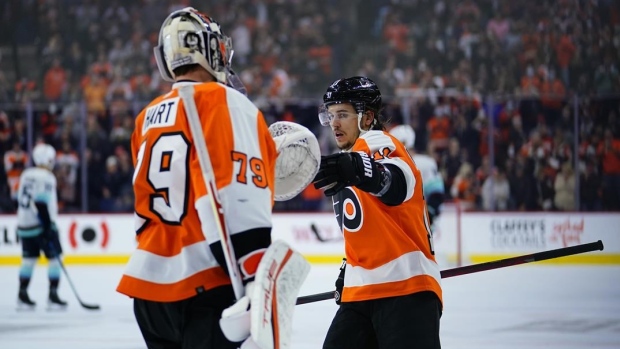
left=319, top=76, right=382, bottom=126
left=323, top=76, right=382, bottom=111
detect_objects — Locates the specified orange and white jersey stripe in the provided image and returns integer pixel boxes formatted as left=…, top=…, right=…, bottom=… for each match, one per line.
left=117, top=81, right=276, bottom=302
left=334, top=130, right=442, bottom=304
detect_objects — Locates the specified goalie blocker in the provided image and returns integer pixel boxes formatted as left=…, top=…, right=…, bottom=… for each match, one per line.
left=220, top=241, right=310, bottom=349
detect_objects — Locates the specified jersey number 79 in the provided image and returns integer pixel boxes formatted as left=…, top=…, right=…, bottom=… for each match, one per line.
left=133, top=132, right=268, bottom=225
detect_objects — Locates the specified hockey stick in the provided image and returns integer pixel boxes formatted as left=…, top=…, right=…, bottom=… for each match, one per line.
left=309, top=223, right=341, bottom=243
left=46, top=240, right=100, bottom=310
left=178, top=85, right=244, bottom=301
left=295, top=240, right=605, bottom=305
left=56, top=255, right=100, bottom=310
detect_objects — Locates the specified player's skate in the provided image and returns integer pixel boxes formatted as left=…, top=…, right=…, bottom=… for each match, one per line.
left=17, top=289, right=36, bottom=310
left=47, top=289, right=67, bottom=310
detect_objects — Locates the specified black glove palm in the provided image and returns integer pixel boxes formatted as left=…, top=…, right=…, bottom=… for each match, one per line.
left=313, top=152, right=378, bottom=196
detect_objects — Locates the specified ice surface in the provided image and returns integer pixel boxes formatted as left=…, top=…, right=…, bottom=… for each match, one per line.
left=0, top=264, right=619, bottom=349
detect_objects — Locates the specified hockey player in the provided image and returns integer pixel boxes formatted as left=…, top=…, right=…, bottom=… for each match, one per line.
left=16, top=143, right=67, bottom=309
left=117, top=7, right=297, bottom=349
left=313, top=76, right=442, bottom=349
left=389, top=124, right=445, bottom=226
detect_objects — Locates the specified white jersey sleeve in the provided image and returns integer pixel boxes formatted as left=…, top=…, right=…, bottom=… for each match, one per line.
left=16, top=168, right=58, bottom=237
left=412, top=154, right=445, bottom=196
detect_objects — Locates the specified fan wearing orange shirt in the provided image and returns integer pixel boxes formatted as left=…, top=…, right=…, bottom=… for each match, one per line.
left=116, top=8, right=276, bottom=349
left=313, top=77, right=442, bottom=349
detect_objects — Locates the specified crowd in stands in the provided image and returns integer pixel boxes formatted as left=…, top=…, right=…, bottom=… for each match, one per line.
left=0, top=0, right=619, bottom=213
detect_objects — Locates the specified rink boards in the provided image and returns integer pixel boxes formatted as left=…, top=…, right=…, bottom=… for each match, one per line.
left=0, top=210, right=618, bottom=265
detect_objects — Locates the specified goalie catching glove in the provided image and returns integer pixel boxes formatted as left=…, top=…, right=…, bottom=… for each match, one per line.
left=313, top=152, right=385, bottom=196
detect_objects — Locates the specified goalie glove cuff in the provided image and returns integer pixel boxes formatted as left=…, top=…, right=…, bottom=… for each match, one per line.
left=220, top=282, right=254, bottom=342
left=356, top=162, right=391, bottom=196
left=240, top=337, right=262, bottom=349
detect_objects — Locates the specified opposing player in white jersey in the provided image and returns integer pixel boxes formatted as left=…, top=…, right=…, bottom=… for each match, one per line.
left=16, top=143, right=67, bottom=309
left=390, top=124, right=445, bottom=225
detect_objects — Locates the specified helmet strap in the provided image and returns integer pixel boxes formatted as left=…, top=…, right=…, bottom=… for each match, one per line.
left=357, top=112, right=368, bottom=136
left=357, top=111, right=376, bottom=135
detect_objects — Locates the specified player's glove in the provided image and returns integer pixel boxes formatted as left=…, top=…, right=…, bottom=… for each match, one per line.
left=42, top=223, right=58, bottom=244
left=313, top=152, right=380, bottom=196
left=334, top=258, right=346, bottom=305
left=43, top=223, right=62, bottom=257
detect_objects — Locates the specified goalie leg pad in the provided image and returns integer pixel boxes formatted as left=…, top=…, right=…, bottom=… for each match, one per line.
left=250, top=240, right=310, bottom=349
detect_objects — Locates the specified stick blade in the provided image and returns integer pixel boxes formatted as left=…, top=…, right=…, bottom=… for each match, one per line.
left=81, top=303, right=101, bottom=310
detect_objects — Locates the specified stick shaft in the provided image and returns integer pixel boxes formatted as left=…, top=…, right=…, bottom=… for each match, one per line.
left=296, top=240, right=604, bottom=305
left=179, top=85, right=244, bottom=300
left=442, top=240, right=604, bottom=278
left=57, top=256, right=100, bottom=310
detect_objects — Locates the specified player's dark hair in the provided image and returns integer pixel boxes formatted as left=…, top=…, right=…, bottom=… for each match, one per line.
left=172, top=64, right=202, bottom=77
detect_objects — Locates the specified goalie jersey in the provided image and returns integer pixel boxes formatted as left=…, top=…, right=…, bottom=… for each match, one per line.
left=117, top=81, right=277, bottom=302
left=332, top=130, right=442, bottom=304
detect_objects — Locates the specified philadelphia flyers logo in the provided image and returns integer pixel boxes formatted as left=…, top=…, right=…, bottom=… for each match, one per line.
left=334, top=188, right=363, bottom=233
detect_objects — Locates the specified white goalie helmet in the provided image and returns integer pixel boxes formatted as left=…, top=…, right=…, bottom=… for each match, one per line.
left=32, top=143, right=56, bottom=169
left=389, top=124, right=416, bottom=149
left=154, top=7, right=246, bottom=93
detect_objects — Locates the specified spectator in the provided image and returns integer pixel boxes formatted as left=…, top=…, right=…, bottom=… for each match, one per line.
left=0, top=111, right=11, bottom=152
left=537, top=167, right=556, bottom=211
left=11, top=118, right=27, bottom=151
left=451, top=162, right=478, bottom=210
left=427, top=104, right=451, bottom=153
left=598, top=129, right=620, bottom=210
left=230, top=15, right=252, bottom=66
left=486, top=12, right=510, bottom=44
left=3, top=141, right=28, bottom=205
left=64, top=42, right=87, bottom=78
left=108, top=38, right=129, bottom=66
left=554, top=31, right=576, bottom=86
left=43, top=57, right=67, bottom=103
left=442, top=138, right=463, bottom=191
left=100, top=155, right=125, bottom=212
left=481, top=168, right=510, bottom=211
left=55, top=139, right=80, bottom=211
left=83, top=72, right=108, bottom=115
left=554, top=161, right=576, bottom=211
left=109, top=115, right=133, bottom=153
left=580, top=160, right=602, bottom=211
left=38, top=104, right=60, bottom=146
left=540, top=70, right=566, bottom=126
left=594, top=56, right=619, bottom=95
left=509, top=163, right=539, bottom=210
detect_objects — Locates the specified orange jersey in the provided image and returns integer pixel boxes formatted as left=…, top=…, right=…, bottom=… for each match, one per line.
left=117, top=81, right=277, bottom=302
left=332, top=130, right=442, bottom=304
